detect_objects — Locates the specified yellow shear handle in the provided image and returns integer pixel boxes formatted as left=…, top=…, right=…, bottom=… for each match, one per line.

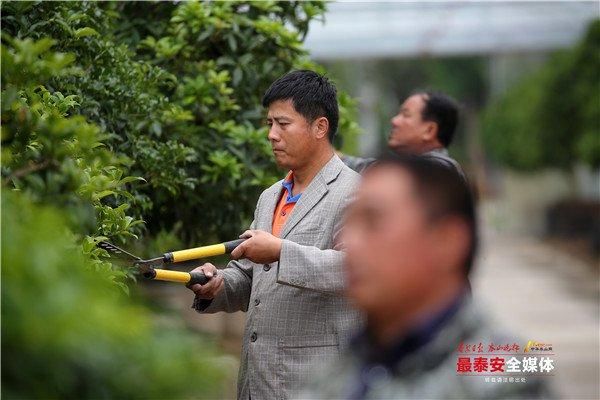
left=165, top=239, right=245, bottom=263
left=153, top=269, right=191, bottom=283
left=169, top=243, right=226, bottom=263
left=151, top=269, right=210, bottom=285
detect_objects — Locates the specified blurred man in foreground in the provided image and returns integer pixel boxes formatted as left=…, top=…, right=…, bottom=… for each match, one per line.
left=188, top=70, right=361, bottom=399
left=341, top=91, right=465, bottom=179
left=300, top=156, right=551, bottom=399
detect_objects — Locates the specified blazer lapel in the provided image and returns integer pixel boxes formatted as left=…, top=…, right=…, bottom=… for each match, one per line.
left=261, top=184, right=283, bottom=232
left=279, top=177, right=328, bottom=239
left=278, top=155, right=344, bottom=239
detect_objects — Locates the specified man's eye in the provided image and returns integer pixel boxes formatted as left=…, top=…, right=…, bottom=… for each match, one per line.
left=362, top=211, right=382, bottom=230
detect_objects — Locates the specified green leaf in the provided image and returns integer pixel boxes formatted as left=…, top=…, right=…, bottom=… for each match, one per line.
left=74, top=27, right=99, bottom=38
left=92, top=190, right=116, bottom=201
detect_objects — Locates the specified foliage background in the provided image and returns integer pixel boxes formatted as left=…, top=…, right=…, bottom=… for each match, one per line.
left=481, top=20, right=600, bottom=171
left=1, top=1, right=360, bottom=398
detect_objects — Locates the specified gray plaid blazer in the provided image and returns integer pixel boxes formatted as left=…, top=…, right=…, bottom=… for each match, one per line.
left=194, top=155, right=363, bottom=400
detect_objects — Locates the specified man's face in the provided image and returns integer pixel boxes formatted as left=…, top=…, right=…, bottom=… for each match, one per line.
left=266, top=99, right=319, bottom=170
left=388, top=94, right=434, bottom=154
left=341, top=166, right=444, bottom=315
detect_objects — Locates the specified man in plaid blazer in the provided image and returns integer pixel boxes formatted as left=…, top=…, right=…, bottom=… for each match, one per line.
left=188, top=70, right=362, bottom=399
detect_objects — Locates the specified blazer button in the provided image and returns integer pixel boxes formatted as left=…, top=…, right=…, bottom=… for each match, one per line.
left=254, top=298, right=260, bottom=306
left=250, top=332, right=257, bottom=342
left=263, top=264, right=271, bottom=272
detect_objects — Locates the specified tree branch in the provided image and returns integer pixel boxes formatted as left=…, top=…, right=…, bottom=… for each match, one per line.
left=5, top=159, right=57, bottom=182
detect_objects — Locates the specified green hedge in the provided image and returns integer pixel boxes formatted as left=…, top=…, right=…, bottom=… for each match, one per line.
left=2, top=190, right=227, bottom=399
left=2, top=1, right=360, bottom=247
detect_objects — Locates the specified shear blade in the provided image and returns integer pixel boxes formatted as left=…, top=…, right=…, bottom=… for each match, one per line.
left=97, top=241, right=141, bottom=261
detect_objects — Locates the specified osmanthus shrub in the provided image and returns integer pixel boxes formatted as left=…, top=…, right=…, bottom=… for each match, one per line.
left=1, top=1, right=361, bottom=246
left=2, top=191, right=227, bottom=399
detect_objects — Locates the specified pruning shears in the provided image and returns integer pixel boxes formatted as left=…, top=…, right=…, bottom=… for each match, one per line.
left=98, top=239, right=245, bottom=285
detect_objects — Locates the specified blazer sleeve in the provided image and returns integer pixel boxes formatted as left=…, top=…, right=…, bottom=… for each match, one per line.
left=275, top=192, right=350, bottom=294
left=193, top=256, right=254, bottom=313
left=192, top=195, right=262, bottom=314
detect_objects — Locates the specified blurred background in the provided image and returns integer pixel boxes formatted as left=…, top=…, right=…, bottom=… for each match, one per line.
left=2, top=1, right=598, bottom=399
left=317, top=3, right=600, bottom=398
left=308, top=1, right=598, bottom=239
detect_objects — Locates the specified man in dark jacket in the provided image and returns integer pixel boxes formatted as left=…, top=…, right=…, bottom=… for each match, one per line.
left=299, top=156, right=553, bottom=399
left=341, top=91, right=465, bottom=179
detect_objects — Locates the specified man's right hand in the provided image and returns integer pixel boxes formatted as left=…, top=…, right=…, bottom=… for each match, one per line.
left=187, top=263, right=224, bottom=299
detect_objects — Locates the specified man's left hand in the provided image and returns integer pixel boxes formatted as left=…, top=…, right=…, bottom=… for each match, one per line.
left=230, top=230, right=282, bottom=264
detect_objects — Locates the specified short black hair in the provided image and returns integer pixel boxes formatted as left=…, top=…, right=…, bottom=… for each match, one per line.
left=262, top=70, right=339, bottom=143
left=369, top=154, right=477, bottom=277
left=413, top=91, right=459, bottom=147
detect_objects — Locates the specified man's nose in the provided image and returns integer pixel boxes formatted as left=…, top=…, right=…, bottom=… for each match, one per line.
left=268, top=126, right=280, bottom=142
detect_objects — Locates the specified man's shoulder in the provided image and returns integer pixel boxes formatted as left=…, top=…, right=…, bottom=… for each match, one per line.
left=422, top=148, right=466, bottom=179
left=340, top=154, right=376, bottom=174
left=300, top=301, right=555, bottom=399
left=428, top=301, right=555, bottom=399
left=327, top=159, right=360, bottom=202
left=336, top=159, right=361, bottom=186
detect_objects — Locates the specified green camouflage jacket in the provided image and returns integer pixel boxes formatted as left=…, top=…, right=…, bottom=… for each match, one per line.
left=297, top=297, right=555, bottom=400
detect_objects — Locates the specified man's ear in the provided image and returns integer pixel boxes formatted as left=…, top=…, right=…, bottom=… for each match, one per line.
left=313, top=117, right=329, bottom=140
left=422, top=121, right=439, bottom=142
left=432, top=217, right=470, bottom=275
